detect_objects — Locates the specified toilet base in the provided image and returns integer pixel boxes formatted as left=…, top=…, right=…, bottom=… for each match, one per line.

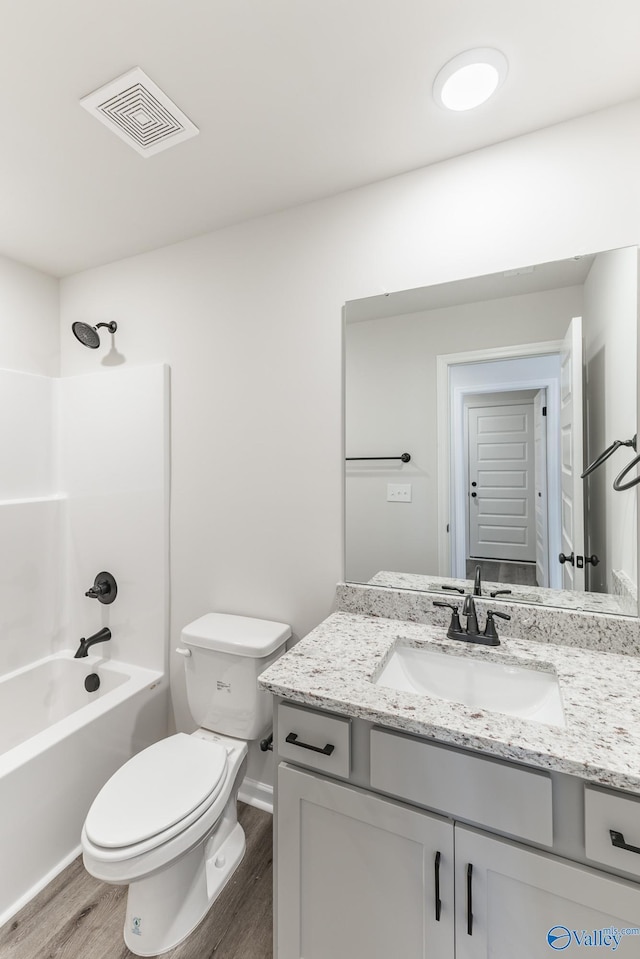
left=123, top=816, right=246, bottom=956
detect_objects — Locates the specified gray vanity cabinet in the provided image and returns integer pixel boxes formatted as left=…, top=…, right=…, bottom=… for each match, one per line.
left=455, top=826, right=640, bottom=958
left=277, top=763, right=455, bottom=959
left=274, top=702, right=640, bottom=958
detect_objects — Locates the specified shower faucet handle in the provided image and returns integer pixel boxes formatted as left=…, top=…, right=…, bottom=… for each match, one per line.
left=85, top=571, right=118, bottom=605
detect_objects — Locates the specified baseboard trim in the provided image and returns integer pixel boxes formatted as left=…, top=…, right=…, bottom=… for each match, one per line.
left=238, top=777, right=274, bottom=814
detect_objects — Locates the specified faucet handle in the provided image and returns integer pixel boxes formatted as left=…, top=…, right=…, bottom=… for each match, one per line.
left=433, top=600, right=463, bottom=636
left=483, top=609, right=511, bottom=645
left=85, top=571, right=118, bottom=605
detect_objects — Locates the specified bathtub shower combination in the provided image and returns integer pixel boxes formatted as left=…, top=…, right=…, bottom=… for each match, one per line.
left=0, top=362, right=170, bottom=927
left=0, top=651, right=165, bottom=925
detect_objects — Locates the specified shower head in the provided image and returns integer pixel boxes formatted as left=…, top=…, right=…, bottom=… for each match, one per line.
left=72, top=321, right=118, bottom=349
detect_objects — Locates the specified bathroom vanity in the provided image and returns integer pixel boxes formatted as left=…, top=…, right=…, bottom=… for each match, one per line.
left=259, top=588, right=640, bottom=959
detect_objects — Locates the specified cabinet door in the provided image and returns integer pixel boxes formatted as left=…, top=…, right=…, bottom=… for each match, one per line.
left=455, top=825, right=640, bottom=958
left=277, top=763, right=454, bottom=959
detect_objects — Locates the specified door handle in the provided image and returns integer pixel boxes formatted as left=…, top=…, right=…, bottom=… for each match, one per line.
left=558, top=552, right=574, bottom=566
left=466, top=863, right=473, bottom=935
left=471, top=492, right=477, bottom=498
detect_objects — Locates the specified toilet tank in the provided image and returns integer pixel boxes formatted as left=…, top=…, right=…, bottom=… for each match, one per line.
left=180, top=613, right=291, bottom=739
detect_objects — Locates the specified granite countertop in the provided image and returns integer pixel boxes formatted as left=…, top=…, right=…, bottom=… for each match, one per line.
left=258, top=611, right=640, bottom=794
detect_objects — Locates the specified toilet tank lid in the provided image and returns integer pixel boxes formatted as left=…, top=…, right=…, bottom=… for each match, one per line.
left=181, top=612, right=291, bottom=657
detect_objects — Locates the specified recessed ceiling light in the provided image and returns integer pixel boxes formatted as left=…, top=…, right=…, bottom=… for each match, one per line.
left=433, top=48, right=508, bottom=112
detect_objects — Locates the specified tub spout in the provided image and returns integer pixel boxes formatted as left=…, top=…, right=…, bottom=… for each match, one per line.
left=74, top=627, right=111, bottom=659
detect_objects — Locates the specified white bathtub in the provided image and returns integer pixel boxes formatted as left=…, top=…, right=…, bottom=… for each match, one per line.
left=0, top=650, right=166, bottom=926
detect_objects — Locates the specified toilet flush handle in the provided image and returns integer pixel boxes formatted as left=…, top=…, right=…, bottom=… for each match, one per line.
left=175, top=647, right=192, bottom=658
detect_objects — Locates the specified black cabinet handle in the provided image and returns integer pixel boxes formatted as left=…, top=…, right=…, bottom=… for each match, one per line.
left=466, top=863, right=473, bottom=935
left=610, top=829, right=640, bottom=855
left=434, top=851, right=441, bottom=921
left=285, top=732, right=335, bottom=756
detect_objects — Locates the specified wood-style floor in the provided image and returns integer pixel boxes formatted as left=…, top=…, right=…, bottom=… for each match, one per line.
left=0, top=804, right=273, bottom=959
left=466, top=558, right=537, bottom=587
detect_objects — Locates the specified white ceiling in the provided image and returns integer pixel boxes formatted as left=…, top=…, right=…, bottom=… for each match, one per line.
left=346, top=254, right=596, bottom=323
left=3, top=0, right=640, bottom=277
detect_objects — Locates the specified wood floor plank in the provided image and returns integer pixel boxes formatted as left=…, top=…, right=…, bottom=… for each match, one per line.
left=0, top=804, right=272, bottom=959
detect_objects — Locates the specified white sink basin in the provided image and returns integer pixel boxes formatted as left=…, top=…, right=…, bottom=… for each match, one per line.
left=374, top=645, right=566, bottom=726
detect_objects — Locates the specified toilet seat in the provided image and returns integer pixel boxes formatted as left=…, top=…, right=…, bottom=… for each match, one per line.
left=85, top=734, right=228, bottom=853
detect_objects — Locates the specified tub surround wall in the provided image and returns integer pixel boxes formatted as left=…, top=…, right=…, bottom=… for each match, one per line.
left=0, top=365, right=170, bottom=679
left=0, top=371, right=65, bottom=674
left=58, top=364, right=170, bottom=674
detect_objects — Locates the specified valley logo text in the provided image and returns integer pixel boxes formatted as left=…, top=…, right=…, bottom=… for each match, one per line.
left=547, top=925, right=640, bottom=951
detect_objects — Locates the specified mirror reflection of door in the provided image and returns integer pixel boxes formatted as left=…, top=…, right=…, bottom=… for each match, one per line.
left=467, top=400, right=536, bottom=570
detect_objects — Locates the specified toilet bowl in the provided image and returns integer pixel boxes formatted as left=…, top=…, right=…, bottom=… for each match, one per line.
left=81, top=613, right=290, bottom=956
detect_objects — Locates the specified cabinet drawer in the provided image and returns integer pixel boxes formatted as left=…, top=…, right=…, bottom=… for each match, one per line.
left=277, top=703, right=351, bottom=778
left=585, top=785, right=640, bottom=878
left=370, top=728, right=553, bottom=846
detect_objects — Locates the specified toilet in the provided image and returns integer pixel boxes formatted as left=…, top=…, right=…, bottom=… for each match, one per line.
left=81, top=612, right=290, bottom=957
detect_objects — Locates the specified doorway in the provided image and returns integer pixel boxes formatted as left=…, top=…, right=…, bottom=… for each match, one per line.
left=437, top=345, right=563, bottom=589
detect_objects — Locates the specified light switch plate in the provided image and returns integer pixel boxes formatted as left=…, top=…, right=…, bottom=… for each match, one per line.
left=387, top=483, right=412, bottom=502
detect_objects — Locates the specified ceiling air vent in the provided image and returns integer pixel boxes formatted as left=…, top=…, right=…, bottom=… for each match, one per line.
left=80, top=67, right=199, bottom=157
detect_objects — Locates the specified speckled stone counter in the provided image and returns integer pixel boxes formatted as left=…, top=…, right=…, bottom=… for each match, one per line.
left=367, top=570, right=635, bottom=616
left=337, top=582, right=640, bottom=656
left=259, top=610, right=640, bottom=794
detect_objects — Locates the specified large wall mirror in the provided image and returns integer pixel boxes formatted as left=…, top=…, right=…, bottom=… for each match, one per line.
left=344, top=246, right=639, bottom=615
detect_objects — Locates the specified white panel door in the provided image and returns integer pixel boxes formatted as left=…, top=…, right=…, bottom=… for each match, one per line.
left=277, top=763, right=455, bottom=959
left=534, top=389, right=549, bottom=587
left=455, top=825, right=640, bottom=959
left=468, top=404, right=535, bottom=562
left=560, top=316, right=585, bottom=590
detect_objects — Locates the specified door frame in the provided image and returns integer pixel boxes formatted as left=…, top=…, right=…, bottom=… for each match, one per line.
left=436, top=341, right=564, bottom=585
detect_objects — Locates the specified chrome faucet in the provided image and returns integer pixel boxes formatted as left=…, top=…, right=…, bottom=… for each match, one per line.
left=74, top=627, right=111, bottom=658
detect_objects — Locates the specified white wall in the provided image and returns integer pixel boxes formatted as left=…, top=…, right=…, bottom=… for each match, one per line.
left=0, top=254, right=58, bottom=376
left=345, top=286, right=579, bottom=582
left=583, top=247, right=639, bottom=592
left=58, top=99, right=640, bottom=786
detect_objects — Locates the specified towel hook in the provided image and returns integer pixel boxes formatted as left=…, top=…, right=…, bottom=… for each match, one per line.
left=613, top=446, right=640, bottom=491
left=582, top=435, right=636, bottom=479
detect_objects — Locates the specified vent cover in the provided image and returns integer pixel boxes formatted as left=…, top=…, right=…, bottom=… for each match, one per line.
left=80, top=67, right=199, bottom=157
